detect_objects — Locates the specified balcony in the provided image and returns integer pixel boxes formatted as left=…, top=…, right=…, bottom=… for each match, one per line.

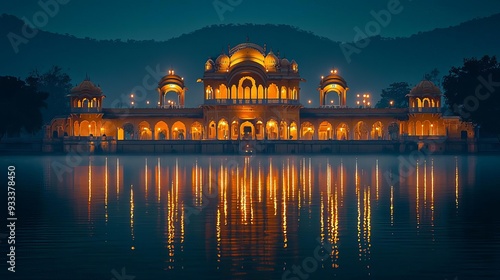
left=70, top=107, right=102, bottom=113
left=203, top=99, right=301, bottom=105
left=409, top=107, right=442, bottom=113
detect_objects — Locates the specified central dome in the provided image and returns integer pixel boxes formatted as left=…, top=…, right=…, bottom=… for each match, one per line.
left=408, top=80, right=441, bottom=96
left=229, top=43, right=265, bottom=56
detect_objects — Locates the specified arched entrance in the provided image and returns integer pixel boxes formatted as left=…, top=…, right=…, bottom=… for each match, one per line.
left=240, top=121, right=255, bottom=140
left=154, top=121, right=169, bottom=140
left=172, top=121, right=186, bottom=140
left=336, top=123, right=348, bottom=140
left=318, top=121, right=333, bottom=140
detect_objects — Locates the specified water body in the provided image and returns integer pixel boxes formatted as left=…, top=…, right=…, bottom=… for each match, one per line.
left=1, top=155, right=499, bottom=280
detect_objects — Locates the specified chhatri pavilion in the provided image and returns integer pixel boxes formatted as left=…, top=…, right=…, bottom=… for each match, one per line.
left=46, top=42, right=474, bottom=150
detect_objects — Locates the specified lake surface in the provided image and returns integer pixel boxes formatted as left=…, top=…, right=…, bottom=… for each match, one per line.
left=1, top=154, right=499, bottom=280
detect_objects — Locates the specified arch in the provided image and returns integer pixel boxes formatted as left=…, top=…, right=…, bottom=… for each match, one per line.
left=432, top=120, right=440, bottom=136
left=82, top=98, right=89, bottom=108
left=416, top=98, right=423, bottom=108
left=266, top=119, right=279, bottom=140
left=301, top=122, right=314, bottom=140
left=89, top=121, right=97, bottom=136
left=138, top=121, right=152, bottom=140
left=231, top=120, right=239, bottom=140
left=422, top=98, right=431, bottom=108
left=280, top=121, right=288, bottom=140
left=74, top=121, right=80, bottom=136
left=371, top=121, right=384, bottom=140
left=324, top=91, right=340, bottom=106
left=408, top=121, right=414, bottom=136
left=123, top=123, right=134, bottom=140
left=388, top=122, right=399, bottom=140
left=336, top=123, right=349, bottom=140
left=80, top=120, right=90, bottom=136
left=318, top=121, right=333, bottom=140
left=205, top=86, right=214, bottom=100
left=423, top=120, right=431, bottom=136
left=280, top=86, right=288, bottom=99
left=154, top=121, right=169, bottom=140
left=240, top=121, right=255, bottom=140
left=231, top=85, right=237, bottom=100
left=289, top=122, right=298, bottom=140
left=258, top=85, right=264, bottom=99
left=292, top=88, right=298, bottom=100
left=208, top=121, right=216, bottom=139
left=218, top=119, right=229, bottom=140
left=191, top=122, right=203, bottom=140
left=172, top=121, right=186, bottom=140
left=256, top=121, right=264, bottom=140
left=416, top=121, right=423, bottom=136
left=354, top=121, right=369, bottom=140
left=219, top=84, right=228, bottom=99
left=268, top=84, right=279, bottom=99
left=101, top=121, right=117, bottom=138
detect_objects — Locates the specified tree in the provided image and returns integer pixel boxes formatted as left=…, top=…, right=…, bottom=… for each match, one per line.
left=375, top=82, right=411, bottom=108
left=442, top=55, right=500, bottom=136
left=27, top=66, right=72, bottom=123
left=0, top=76, right=48, bottom=137
left=424, top=68, right=441, bottom=88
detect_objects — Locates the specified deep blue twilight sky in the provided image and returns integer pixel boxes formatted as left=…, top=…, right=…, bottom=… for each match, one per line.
left=2, top=0, right=500, bottom=41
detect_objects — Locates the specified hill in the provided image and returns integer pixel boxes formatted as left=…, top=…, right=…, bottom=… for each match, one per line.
left=1, top=14, right=499, bottom=108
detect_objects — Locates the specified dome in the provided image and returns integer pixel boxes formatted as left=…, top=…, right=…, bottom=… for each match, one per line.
left=407, top=80, right=441, bottom=96
left=205, top=59, right=215, bottom=72
left=320, top=71, right=348, bottom=89
left=290, top=60, right=298, bottom=72
left=216, top=53, right=230, bottom=71
left=70, top=78, right=103, bottom=96
left=280, top=58, right=290, bottom=67
left=264, top=51, right=278, bottom=70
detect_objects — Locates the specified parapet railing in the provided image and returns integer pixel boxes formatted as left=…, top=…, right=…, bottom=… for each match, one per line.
left=203, top=99, right=301, bottom=105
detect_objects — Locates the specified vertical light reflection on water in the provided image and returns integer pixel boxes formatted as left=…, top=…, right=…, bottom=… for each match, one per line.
left=424, top=160, right=427, bottom=210
left=416, top=160, right=420, bottom=229
left=431, top=159, right=435, bottom=242
left=216, top=206, right=221, bottom=268
left=340, top=159, right=344, bottom=207
left=455, top=157, right=459, bottom=210
left=130, top=185, right=134, bottom=243
left=145, top=158, right=148, bottom=199
left=116, top=157, right=120, bottom=198
left=282, top=159, right=288, bottom=248
left=105, top=157, right=108, bottom=223
left=376, top=159, right=379, bottom=200
left=250, top=158, right=254, bottom=224
left=88, top=158, right=92, bottom=221
left=308, top=158, right=312, bottom=209
left=390, top=185, right=394, bottom=226
left=157, top=157, right=161, bottom=202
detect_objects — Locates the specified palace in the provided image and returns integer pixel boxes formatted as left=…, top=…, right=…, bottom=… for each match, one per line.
left=46, top=42, right=475, bottom=153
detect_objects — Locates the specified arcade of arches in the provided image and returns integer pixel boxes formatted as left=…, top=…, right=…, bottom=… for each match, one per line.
left=47, top=42, right=475, bottom=141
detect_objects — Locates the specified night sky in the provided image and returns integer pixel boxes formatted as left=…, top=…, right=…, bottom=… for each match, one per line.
left=2, top=0, right=500, bottom=42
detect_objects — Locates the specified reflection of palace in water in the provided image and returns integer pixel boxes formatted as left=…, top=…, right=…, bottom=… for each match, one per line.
left=46, top=42, right=474, bottom=148
left=53, top=155, right=473, bottom=273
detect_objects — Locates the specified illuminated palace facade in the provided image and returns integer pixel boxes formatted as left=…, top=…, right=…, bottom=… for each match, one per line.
left=47, top=42, right=474, bottom=148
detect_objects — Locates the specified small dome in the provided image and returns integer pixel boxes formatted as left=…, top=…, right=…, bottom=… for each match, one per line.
left=280, top=58, right=290, bottom=67
left=216, top=53, right=230, bottom=71
left=264, top=51, right=278, bottom=70
left=205, top=59, right=215, bottom=72
left=70, top=78, right=103, bottom=96
left=290, top=60, right=298, bottom=72
left=408, top=80, right=441, bottom=96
